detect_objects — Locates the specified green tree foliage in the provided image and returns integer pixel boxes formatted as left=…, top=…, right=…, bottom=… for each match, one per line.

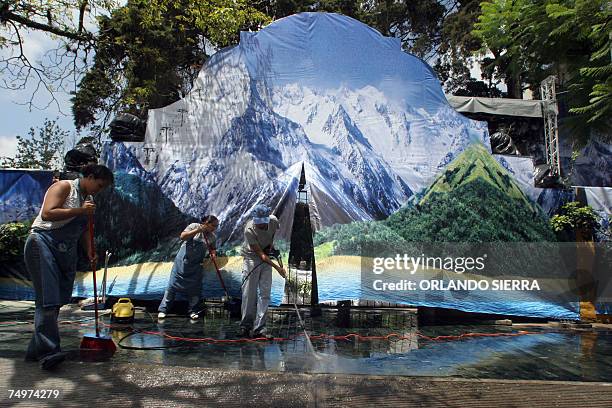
left=550, top=201, right=600, bottom=241
left=359, top=0, right=446, bottom=58
left=72, top=0, right=270, bottom=129
left=0, top=1, right=115, bottom=44
left=434, top=0, right=501, bottom=96
left=0, top=221, right=30, bottom=263
left=472, top=0, right=528, bottom=98
left=0, top=118, right=68, bottom=169
left=548, top=1, right=612, bottom=137
left=473, top=0, right=611, bottom=142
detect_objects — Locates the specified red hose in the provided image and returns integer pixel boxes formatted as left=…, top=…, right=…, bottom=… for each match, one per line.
left=90, top=318, right=538, bottom=345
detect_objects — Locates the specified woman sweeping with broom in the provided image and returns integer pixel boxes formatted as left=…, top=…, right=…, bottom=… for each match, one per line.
left=158, top=215, right=219, bottom=321
left=24, top=164, right=114, bottom=370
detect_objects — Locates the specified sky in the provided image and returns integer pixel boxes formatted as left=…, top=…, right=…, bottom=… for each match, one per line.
left=0, top=3, right=116, bottom=160
left=0, top=28, right=78, bottom=159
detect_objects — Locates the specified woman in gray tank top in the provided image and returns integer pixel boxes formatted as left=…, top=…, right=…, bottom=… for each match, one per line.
left=24, top=164, right=114, bottom=370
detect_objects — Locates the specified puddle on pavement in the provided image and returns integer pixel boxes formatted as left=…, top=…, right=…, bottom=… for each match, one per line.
left=1, top=302, right=610, bottom=381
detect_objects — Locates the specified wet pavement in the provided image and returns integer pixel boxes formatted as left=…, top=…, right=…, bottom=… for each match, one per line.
left=1, top=301, right=611, bottom=382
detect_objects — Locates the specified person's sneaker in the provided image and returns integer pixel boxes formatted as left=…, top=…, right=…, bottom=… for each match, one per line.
left=189, top=312, right=199, bottom=320
left=158, top=312, right=166, bottom=320
left=238, top=327, right=251, bottom=338
left=40, top=352, right=67, bottom=371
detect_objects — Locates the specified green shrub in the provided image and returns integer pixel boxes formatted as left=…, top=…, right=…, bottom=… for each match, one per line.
left=0, top=222, right=31, bottom=263
left=550, top=201, right=600, bottom=241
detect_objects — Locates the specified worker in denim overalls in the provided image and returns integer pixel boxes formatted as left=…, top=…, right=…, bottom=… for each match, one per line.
left=24, top=165, right=114, bottom=370
left=158, top=215, right=219, bottom=320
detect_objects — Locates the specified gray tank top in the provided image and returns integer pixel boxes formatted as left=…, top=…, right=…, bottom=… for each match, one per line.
left=31, top=178, right=83, bottom=231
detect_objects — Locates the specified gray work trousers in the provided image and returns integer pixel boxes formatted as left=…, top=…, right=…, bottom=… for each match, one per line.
left=240, top=256, right=272, bottom=332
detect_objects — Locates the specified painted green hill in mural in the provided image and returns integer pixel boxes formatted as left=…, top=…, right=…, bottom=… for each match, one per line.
left=420, top=143, right=534, bottom=210
left=384, top=178, right=555, bottom=242
left=313, top=143, right=555, bottom=252
left=384, top=143, right=554, bottom=242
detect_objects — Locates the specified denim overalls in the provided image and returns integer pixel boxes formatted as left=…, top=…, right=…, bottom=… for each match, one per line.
left=158, top=230, right=212, bottom=315
left=24, top=203, right=87, bottom=360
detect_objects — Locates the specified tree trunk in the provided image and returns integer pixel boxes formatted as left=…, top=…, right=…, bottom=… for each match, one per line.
left=505, top=72, right=522, bottom=99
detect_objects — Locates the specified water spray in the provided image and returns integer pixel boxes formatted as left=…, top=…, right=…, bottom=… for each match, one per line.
left=269, top=251, right=319, bottom=356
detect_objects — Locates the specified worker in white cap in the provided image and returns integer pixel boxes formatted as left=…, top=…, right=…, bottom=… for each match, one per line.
left=239, top=204, right=286, bottom=338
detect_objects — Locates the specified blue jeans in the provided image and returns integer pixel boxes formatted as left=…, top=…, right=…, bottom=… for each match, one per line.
left=24, top=216, right=86, bottom=361
left=26, top=306, right=61, bottom=361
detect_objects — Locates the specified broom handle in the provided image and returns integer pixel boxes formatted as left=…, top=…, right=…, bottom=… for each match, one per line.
left=88, top=214, right=99, bottom=337
left=203, top=234, right=229, bottom=297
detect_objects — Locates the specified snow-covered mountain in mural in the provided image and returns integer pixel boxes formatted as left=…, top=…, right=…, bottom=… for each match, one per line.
left=105, top=12, right=488, bottom=241
left=271, top=84, right=487, bottom=191
left=0, top=170, right=52, bottom=224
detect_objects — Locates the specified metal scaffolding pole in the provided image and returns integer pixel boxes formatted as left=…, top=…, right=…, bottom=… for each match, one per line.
left=540, top=76, right=561, bottom=177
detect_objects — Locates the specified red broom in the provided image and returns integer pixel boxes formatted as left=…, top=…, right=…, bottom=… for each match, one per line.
left=80, top=213, right=117, bottom=360
left=203, top=234, right=241, bottom=318
left=203, top=234, right=229, bottom=297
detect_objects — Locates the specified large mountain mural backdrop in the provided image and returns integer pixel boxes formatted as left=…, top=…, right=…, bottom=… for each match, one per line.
left=4, top=13, right=602, bottom=319
left=106, top=12, right=489, bottom=243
